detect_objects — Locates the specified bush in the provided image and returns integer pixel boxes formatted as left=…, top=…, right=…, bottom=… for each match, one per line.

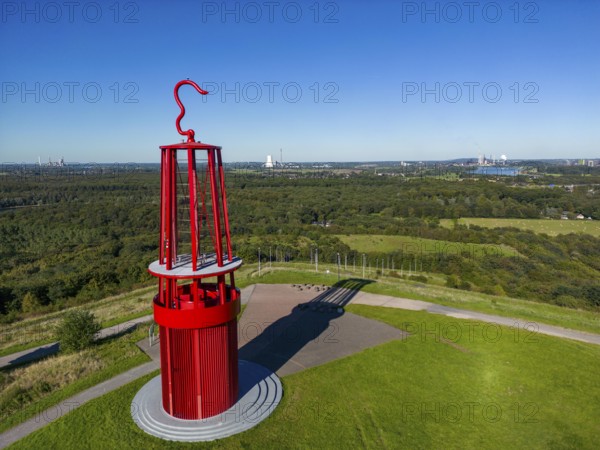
left=56, top=310, right=101, bottom=353
left=21, top=292, right=41, bottom=314
left=551, top=295, right=586, bottom=310
left=458, top=280, right=472, bottom=291
left=483, top=284, right=506, bottom=297
left=445, top=275, right=459, bottom=288
left=409, top=275, right=428, bottom=283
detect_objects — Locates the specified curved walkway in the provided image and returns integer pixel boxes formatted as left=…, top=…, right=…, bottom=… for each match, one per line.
left=0, top=361, right=158, bottom=449
left=350, top=290, right=600, bottom=346
left=0, top=314, right=154, bottom=370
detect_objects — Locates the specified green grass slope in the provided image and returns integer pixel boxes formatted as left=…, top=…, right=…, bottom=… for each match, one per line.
left=10, top=306, right=600, bottom=449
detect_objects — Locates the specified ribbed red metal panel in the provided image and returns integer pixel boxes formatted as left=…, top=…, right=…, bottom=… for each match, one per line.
left=159, top=321, right=237, bottom=419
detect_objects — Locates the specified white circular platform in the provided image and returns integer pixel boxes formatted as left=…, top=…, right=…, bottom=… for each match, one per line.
left=131, top=360, right=282, bottom=442
left=148, top=253, right=242, bottom=279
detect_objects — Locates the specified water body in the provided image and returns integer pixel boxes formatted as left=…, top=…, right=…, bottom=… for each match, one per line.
left=472, top=166, right=521, bottom=176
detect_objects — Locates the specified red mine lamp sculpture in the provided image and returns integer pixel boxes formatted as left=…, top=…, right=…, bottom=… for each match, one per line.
left=148, top=80, right=242, bottom=420
left=133, top=80, right=281, bottom=441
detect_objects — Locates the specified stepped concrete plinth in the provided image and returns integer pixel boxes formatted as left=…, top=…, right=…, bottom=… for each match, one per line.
left=131, top=360, right=282, bottom=442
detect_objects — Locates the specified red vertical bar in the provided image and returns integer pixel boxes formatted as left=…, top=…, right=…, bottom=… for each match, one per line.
left=165, top=149, right=172, bottom=270
left=193, top=328, right=202, bottom=418
left=218, top=275, right=226, bottom=305
left=207, top=149, right=224, bottom=265
left=216, top=149, right=233, bottom=261
left=159, top=149, right=166, bottom=307
left=158, top=278, right=163, bottom=306
left=165, top=278, right=170, bottom=309
left=171, top=279, right=178, bottom=309
left=165, top=327, right=173, bottom=415
left=159, top=149, right=165, bottom=264
left=187, top=149, right=199, bottom=270
left=170, top=150, right=178, bottom=264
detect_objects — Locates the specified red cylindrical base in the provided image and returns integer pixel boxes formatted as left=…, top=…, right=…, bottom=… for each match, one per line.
left=159, top=320, right=238, bottom=419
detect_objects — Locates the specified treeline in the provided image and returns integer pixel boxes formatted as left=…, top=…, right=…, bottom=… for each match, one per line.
left=0, top=177, right=160, bottom=320
left=0, top=171, right=599, bottom=321
left=227, top=175, right=599, bottom=234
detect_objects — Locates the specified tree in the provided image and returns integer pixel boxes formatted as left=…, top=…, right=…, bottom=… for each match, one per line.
left=55, top=310, right=101, bottom=353
left=445, top=275, right=459, bottom=289
left=21, top=292, right=41, bottom=314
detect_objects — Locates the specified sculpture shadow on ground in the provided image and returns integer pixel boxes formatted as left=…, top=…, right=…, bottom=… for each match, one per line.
left=237, top=278, right=372, bottom=396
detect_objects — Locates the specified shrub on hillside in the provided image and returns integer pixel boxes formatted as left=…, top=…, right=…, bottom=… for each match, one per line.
left=409, top=275, right=428, bottom=283
left=445, top=275, right=459, bottom=288
left=55, top=310, right=101, bottom=353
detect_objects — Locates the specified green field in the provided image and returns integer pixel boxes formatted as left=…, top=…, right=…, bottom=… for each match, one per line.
left=439, top=218, right=600, bottom=237
left=11, top=306, right=600, bottom=449
left=336, top=234, right=518, bottom=257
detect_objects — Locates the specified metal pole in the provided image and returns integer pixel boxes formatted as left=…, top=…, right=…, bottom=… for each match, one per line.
left=362, top=254, right=365, bottom=278
left=258, top=247, right=261, bottom=276
left=315, top=247, right=319, bottom=272
left=337, top=253, right=340, bottom=281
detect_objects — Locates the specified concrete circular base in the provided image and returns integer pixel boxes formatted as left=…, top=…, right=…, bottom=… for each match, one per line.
left=131, top=360, right=282, bottom=442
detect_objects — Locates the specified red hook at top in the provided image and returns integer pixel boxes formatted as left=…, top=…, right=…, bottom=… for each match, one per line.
left=174, top=79, right=208, bottom=143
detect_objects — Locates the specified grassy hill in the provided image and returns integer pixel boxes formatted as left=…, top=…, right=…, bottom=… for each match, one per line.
left=336, top=233, right=519, bottom=257
left=440, top=218, right=600, bottom=237
left=10, top=303, right=600, bottom=449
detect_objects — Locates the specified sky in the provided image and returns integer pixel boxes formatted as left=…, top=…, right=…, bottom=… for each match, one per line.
left=1, top=0, right=599, bottom=163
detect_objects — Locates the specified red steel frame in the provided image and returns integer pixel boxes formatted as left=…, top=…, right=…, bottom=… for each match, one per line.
left=149, top=80, right=241, bottom=420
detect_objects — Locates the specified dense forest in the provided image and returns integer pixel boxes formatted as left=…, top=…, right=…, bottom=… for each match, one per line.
left=0, top=166, right=599, bottom=322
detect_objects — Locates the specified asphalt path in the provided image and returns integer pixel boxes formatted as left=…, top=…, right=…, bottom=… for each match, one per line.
left=350, top=290, right=600, bottom=346
left=0, top=314, right=154, bottom=370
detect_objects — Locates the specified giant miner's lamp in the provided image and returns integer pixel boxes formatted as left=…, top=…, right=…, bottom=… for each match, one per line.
left=132, top=80, right=281, bottom=442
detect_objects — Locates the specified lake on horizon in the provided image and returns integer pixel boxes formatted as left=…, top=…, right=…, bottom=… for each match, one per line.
left=472, top=166, right=521, bottom=176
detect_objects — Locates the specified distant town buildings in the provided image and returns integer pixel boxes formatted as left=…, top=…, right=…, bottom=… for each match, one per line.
left=568, top=159, right=598, bottom=167
left=39, top=156, right=65, bottom=167
left=477, top=153, right=507, bottom=166
left=561, top=212, right=592, bottom=220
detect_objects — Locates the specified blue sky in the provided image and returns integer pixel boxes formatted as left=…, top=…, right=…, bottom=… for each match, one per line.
left=1, top=0, right=599, bottom=163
